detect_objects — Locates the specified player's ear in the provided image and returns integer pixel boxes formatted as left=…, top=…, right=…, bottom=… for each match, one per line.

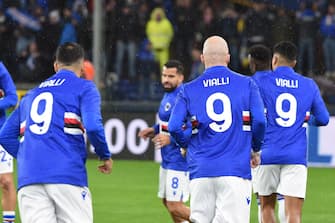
left=291, top=59, right=297, bottom=68
left=79, top=60, right=85, bottom=78
left=272, top=54, right=278, bottom=68
left=53, top=62, right=58, bottom=72
left=200, top=54, right=204, bottom=64
left=180, top=74, right=184, bottom=82
left=225, top=53, right=231, bottom=65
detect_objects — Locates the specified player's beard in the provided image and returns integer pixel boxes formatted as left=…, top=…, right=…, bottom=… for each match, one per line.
left=163, top=83, right=176, bottom=92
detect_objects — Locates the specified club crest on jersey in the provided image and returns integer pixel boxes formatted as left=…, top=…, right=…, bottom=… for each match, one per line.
left=165, top=102, right=171, bottom=111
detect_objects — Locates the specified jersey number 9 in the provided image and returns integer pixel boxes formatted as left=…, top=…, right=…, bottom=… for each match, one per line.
left=275, top=93, right=297, bottom=127
left=29, top=92, right=54, bottom=135
left=206, top=92, right=232, bottom=132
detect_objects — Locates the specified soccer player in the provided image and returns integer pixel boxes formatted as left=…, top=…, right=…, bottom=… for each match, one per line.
left=168, top=36, right=266, bottom=223
left=138, top=60, right=190, bottom=223
left=252, top=41, right=329, bottom=223
left=0, top=62, right=18, bottom=223
left=248, top=44, right=285, bottom=223
left=0, top=42, right=113, bottom=223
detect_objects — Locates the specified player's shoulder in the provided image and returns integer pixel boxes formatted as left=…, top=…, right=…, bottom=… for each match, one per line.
left=230, top=70, right=257, bottom=86
left=252, top=70, right=272, bottom=80
left=57, top=70, right=96, bottom=90
left=294, top=71, right=318, bottom=87
left=18, top=88, right=35, bottom=109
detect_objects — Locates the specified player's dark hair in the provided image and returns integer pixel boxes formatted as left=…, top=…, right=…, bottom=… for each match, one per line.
left=55, top=42, right=85, bottom=66
left=249, top=44, right=271, bottom=71
left=273, top=41, right=297, bottom=62
left=164, top=60, right=184, bottom=75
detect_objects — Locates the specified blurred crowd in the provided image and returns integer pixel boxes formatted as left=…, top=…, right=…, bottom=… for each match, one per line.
left=1, top=0, right=335, bottom=102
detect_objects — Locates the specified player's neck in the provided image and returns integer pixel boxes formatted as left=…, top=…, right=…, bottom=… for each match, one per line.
left=57, top=66, right=81, bottom=77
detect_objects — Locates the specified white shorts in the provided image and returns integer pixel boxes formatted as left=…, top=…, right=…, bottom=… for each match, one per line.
left=255, top=164, right=307, bottom=198
left=190, top=176, right=252, bottom=223
left=251, top=166, right=260, bottom=194
left=158, top=166, right=190, bottom=202
left=18, top=184, right=93, bottom=223
left=0, top=145, right=13, bottom=174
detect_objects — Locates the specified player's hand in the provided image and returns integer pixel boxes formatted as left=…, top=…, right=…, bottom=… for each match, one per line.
left=180, top=148, right=187, bottom=157
left=98, top=158, right=113, bottom=174
left=152, top=134, right=170, bottom=148
left=0, top=89, right=4, bottom=99
left=250, top=151, right=260, bottom=168
left=138, top=127, right=155, bottom=139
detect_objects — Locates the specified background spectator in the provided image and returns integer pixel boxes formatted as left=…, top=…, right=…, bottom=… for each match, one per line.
left=320, top=3, right=335, bottom=78
left=0, top=0, right=334, bottom=102
left=146, top=7, right=174, bottom=70
left=296, top=1, right=320, bottom=76
left=114, top=2, right=139, bottom=81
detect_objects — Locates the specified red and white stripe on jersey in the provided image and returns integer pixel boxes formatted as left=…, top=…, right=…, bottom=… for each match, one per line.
left=19, top=120, right=26, bottom=142
left=242, top=111, right=251, bottom=131
left=190, top=115, right=199, bottom=134
left=159, top=120, right=170, bottom=135
left=302, top=111, right=310, bottom=128
left=64, top=112, right=85, bottom=135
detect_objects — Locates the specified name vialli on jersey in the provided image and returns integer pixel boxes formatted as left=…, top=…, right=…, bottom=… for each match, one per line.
left=275, top=78, right=298, bottom=88
left=39, top=78, right=66, bottom=88
left=203, top=77, right=230, bottom=87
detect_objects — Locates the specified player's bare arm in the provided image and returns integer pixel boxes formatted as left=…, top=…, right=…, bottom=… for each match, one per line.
left=138, top=127, right=155, bottom=139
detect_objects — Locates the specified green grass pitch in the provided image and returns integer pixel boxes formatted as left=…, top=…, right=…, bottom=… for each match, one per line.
left=1, top=160, right=334, bottom=222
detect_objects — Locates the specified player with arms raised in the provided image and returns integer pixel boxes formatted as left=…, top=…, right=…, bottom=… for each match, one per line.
left=0, top=42, right=112, bottom=223
left=253, top=41, right=329, bottom=223
left=168, top=36, right=266, bottom=223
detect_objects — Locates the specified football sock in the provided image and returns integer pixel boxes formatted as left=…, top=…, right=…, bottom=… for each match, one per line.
left=3, top=211, right=15, bottom=223
left=277, top=194, right=285, bottom=223
left=257, top=197, right=261, bottom=223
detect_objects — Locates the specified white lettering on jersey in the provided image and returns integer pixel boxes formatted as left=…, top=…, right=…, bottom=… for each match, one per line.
left=39, top=79, right=66, bottom=88
left=275, top=78, right=298, bottom=88
left=203, top=77, right=229, bottom=87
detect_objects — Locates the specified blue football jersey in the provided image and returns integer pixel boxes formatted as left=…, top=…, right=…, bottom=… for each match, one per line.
left=0, top=62, right=18, bottom=127
left=0, top=69, right=111, bottom=190
left=252, top=67, right=329, bottom=166
left=155, top=85, right=188, bottom=171
left=169, top=66, right=266, bottom=180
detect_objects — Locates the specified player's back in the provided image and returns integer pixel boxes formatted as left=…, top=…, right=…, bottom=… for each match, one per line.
left=18, top=69, right=95, bottom=189
left=182, top=66, right=261, bottom=179
left=254, top=66, right=328, bottom=165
